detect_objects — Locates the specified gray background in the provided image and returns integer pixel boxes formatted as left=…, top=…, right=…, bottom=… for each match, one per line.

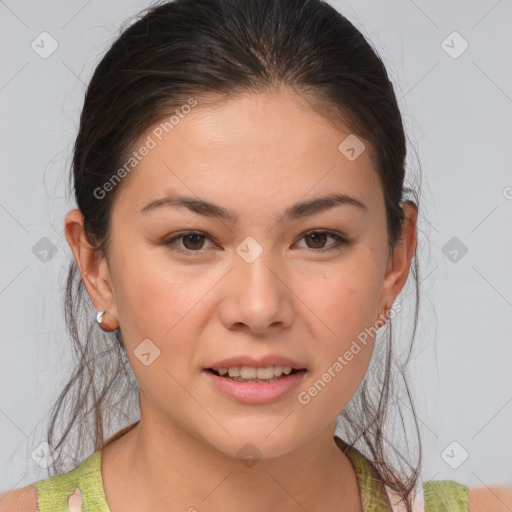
left=1, top=0, right=511, bottom=493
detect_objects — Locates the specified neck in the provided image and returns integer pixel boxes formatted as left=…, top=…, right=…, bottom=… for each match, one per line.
left=101, top=418, right=362, bottom=512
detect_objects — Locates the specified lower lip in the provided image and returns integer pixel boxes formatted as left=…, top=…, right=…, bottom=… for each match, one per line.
left=203, top=369, right=308, bottom=404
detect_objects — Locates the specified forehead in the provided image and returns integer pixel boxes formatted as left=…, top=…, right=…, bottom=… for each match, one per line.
left=111, top=88, right=382, bottom=219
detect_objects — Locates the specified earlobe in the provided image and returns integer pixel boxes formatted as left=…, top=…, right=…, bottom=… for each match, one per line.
left=64, top=209, right=119, bottom=331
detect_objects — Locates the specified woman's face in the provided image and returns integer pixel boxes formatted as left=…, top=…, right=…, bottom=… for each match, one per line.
left=72, top=88, right=413, bottom=459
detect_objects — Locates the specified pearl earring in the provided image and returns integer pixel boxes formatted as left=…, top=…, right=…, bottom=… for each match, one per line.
left=96, top=311, right=105, bottom=324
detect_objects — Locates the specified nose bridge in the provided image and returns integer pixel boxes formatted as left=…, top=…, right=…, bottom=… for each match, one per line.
left=222, top=233, right=293, bottom=332
left=234, top=234, right=282, bottom=299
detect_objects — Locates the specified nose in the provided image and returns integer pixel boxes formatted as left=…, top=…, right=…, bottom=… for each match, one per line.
left=218, top=251, right=295, bottom=335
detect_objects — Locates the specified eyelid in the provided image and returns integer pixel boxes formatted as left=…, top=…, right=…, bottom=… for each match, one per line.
left=295, top=230, right=349, bottom=251
left=163, top=230, right=218, bottom=255
left=162, top=229, right=349, bottom=255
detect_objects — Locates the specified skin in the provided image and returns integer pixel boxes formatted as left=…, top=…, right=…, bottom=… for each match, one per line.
left=0, top=89, right=509, bottom=512
left=62, top=87, right=418, bottom=512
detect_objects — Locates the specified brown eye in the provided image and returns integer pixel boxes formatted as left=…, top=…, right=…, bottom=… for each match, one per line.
left=163, top=229, right=348, bottom=256
left=163, top=231, right=215, bottom=254
left=181, top=233, right=206, bottom=250
left=296, top=230, right=348, bottom=251
left=304, top=232, right=328, bottom=249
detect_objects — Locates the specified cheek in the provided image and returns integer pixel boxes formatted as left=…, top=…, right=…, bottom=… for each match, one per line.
left=297, top=253, right=384, bottom=343
left=296, top=342, right=373, bottom=423
left=295, top=278, right=379, bottom=418
left=110, top=254, right=203, bottom=401
left=293, top=254, right=383, bottom=403
left=111, top=245, right=203, bottom=339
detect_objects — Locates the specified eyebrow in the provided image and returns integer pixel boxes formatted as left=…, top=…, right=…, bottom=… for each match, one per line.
left=140, top=193, right=368, bottom=222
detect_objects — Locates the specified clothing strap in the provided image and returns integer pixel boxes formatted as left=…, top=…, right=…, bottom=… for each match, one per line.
left=385, top=482, right=425, bottom=511
left=334, top=436, right=395, bottom=511
left=385, top=480, right=469, bottom=512
left=28, top=423, right=139, bottom=511
left=335, top=436, right=469, bottom=512
left=29, top=451, right=108, bottom=512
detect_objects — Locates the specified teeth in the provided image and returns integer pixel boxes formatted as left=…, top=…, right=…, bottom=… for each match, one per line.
left=227, top=367, right=240, bottom=377
left=217, top=365, right=296, bottom=379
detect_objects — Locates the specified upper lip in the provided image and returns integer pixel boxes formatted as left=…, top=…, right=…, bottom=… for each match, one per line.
left=206, top=355, right=306, bottom=371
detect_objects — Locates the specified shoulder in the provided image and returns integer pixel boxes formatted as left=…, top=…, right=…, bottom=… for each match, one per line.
left=468, top=484, right=512, bottom=512
left=0, top=485, right=38, bottom=512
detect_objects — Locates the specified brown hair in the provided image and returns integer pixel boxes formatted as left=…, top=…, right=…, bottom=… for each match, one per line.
left=48, top=1, right=422, bottom=510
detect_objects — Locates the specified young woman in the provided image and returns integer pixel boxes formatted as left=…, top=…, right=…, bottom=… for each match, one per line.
left=1, top=0, right=510, bottom=511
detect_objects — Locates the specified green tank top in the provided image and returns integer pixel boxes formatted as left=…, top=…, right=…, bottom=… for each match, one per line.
left=28, top=436, right=469, bottom=511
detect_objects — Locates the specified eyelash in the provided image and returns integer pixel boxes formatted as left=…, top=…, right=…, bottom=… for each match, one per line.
left=162, top=230, right=349, bottom=256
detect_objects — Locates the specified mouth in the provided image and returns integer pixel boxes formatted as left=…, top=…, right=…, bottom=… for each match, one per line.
left=205, top=366, right=305, bottom=384
left=203, top=363, right=308, bottom=404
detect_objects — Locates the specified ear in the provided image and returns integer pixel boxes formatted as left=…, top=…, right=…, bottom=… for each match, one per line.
left=378, top=201, right=418, bottom=318
left=64, top=209, right=119, bottom=332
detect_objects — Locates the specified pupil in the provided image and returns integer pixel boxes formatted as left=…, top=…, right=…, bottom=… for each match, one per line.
left=184, top=233, right=203, bottom=250
left=307, top=232, right=326, bottom=248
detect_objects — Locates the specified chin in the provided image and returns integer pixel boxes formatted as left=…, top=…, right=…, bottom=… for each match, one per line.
left=198, top=423, right=308, bottom=462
